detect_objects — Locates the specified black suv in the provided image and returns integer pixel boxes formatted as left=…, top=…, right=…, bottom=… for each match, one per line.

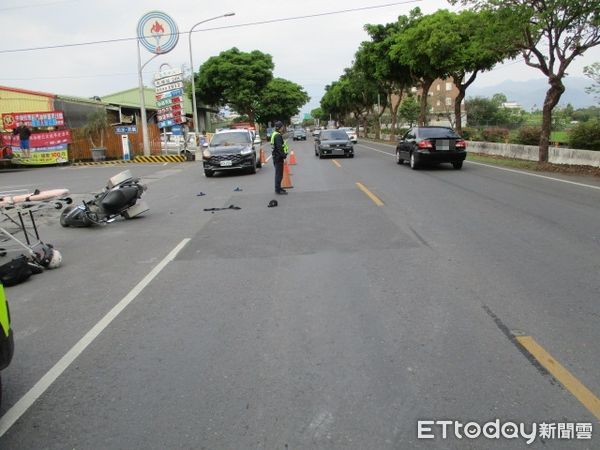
left=396, top=126, right=467, bottom=170
left=202, top=130, right=261, bottom=177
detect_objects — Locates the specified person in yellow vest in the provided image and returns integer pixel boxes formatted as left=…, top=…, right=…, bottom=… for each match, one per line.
left=270, top=121, right=289, bottom=194
left=0, top=284, right=14, bottom=406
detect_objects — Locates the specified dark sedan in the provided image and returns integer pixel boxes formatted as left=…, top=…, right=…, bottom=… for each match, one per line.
left=396, top=126, right=467, bottom=170
left=292, top=128, right=307, bottom=141
left=315, top=129, right=354, bottom=158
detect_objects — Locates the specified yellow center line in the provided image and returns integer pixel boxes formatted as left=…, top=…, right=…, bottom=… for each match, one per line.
left=331, top=160, right=341, bottom=168
left=516, top=336, right=600, bottom=420
left=355, top=182, right=384, bottom=206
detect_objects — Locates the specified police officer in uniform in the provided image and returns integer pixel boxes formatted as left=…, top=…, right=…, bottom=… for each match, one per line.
left=270, top=121, right=288, bottom=194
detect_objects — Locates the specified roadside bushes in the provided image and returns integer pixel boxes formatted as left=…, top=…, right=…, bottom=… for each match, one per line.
left=515, top=126, right=542, bottom=145
left=569, top=119, right=600, bottom=151
left=481, top=127, right=510, bottom=143
left=460, top=127, right=479, bottom=140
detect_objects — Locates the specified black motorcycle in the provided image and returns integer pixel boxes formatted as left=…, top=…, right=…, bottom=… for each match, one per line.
left=60, top=170, right=148, bottom=227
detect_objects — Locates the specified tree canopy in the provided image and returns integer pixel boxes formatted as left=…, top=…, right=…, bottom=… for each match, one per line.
left=584, top=62, right=600, bottom=101
left=451, top=0, right=600, bottom=161
left=254, top=78, right=310, bottom=126
left=195, top=48, right=274, bottom=123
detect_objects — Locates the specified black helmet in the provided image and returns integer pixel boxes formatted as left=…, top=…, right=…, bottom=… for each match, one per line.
left=274, top=121, right=283, bottom=129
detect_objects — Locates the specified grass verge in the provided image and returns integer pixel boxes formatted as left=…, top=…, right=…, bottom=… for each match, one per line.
left=467, top=152, right=600, bottom=177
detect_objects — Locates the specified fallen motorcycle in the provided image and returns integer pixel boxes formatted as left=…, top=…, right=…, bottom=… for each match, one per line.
left=60, top=170, right=148, bottom=227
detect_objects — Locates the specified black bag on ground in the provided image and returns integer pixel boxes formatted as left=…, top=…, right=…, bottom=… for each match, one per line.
left=0, top=255, right=34, bottom=286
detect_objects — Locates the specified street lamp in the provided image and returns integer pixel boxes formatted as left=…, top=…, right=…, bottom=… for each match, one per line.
left=137, top=43, right=159, bottom=156
left=188, top=12, right=235, bottom=141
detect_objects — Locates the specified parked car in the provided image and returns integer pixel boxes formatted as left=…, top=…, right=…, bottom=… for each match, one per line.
left=314, top=129, right=354, bottom=158
left=396, top=126, right=467, bottom=170
left=202, top=129, right=261, bottom=177
left=339, top=127, right=358, bottom=143
left=293, top=129, right=307, bottom=141
left=160, top=132, right=197, bottom=155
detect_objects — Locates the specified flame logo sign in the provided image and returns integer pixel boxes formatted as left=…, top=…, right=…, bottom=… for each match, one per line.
left=150, top=21, right=165, bottom=34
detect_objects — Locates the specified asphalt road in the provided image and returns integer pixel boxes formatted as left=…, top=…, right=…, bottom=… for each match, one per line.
left=0, top=138, right=598, bottom=449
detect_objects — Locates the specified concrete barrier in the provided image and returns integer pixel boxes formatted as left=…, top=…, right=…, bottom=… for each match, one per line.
left=466, top=141, right=539, bottom=162
left=548, top=146, right=600, bottom=167
left=466, top=141, right=600, bottom=168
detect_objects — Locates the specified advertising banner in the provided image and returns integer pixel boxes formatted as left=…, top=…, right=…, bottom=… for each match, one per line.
left=8, top=144, right=69, bottom=165
left=2, top=111, right=65, bottom=129
left=1, top=130, right=72, bottom=148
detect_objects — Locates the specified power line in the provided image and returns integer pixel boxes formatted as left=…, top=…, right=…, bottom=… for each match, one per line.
left=0, top=0, right=422, bottom=54
left=0, top=71, right=155, bottom=82
left=0, top=0, right=80, bottom=11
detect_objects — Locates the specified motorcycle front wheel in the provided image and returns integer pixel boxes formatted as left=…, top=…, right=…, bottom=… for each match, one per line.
left=60, top=206, right=93, bottom=227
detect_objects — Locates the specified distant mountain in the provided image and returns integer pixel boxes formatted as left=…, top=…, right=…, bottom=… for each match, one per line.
left=467, top=77, right=596, bottom=110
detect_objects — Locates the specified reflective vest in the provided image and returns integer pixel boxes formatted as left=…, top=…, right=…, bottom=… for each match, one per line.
left=0, top=284, right=9, bottom=339
left=0, top=283, right=13, bottom=371
left=270, top=130, right=289, bottom=154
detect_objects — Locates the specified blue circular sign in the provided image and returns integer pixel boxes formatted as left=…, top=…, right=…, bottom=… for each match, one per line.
left=137, top=11, right=179, bottom=55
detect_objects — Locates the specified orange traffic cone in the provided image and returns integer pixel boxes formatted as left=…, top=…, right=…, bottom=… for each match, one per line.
left=281, top=160, right=293, bottom=189
left=288, top=150, right=297, bottom=165
left=260, top=147, right=267, bottom=164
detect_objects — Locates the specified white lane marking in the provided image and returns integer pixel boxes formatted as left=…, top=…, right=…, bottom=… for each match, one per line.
left=466, top=161, right=600, bottom=191
left=357, top=143, right=395, bottom=157
left=359, top=142, right=600, bottom=191
left=0, top=238, right=191, bottom=437
left=266, top=155, right=272, bottom=163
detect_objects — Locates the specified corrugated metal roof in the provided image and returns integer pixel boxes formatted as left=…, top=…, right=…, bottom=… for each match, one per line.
left=100, top=87, right=194, bottom=114
left=55, top=93, right=109, bottom=106
left=0, top=85, right=55, bottom=98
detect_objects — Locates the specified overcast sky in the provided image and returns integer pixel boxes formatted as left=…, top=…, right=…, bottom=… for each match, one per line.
left=1, top=0, right=598, bottom=116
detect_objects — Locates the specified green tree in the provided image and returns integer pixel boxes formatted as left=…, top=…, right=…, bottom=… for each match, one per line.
left=391, top=8, right=446, bottom=126
left=254, top=78, right=309, bottom=126
left=321, top=81, right=349, bottom=123
left=310, top=107, right=328, bottom=122
left=446, top=9, right=523, bottom=134
left=341, top=66, right=381, bottom=136
left=195, top=48, right=274, bottom=123
left=321, top=67, right=380, bottom=135
left=466, top=96, right=500, bottom=127
left=572, top=106, right=600, bottom=122
left=452, top=0, right=600, bottom=162
left=360, top=22, right=413, bottom=139
left=583, top=62, right=600, bottom=101
left=398, top=95, right=420, bottom=127
left=83, top=109, right=109, bottom=148
left=466, top=94, right=525, bottom=127
left=354, top=42, right=389, bottom=139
